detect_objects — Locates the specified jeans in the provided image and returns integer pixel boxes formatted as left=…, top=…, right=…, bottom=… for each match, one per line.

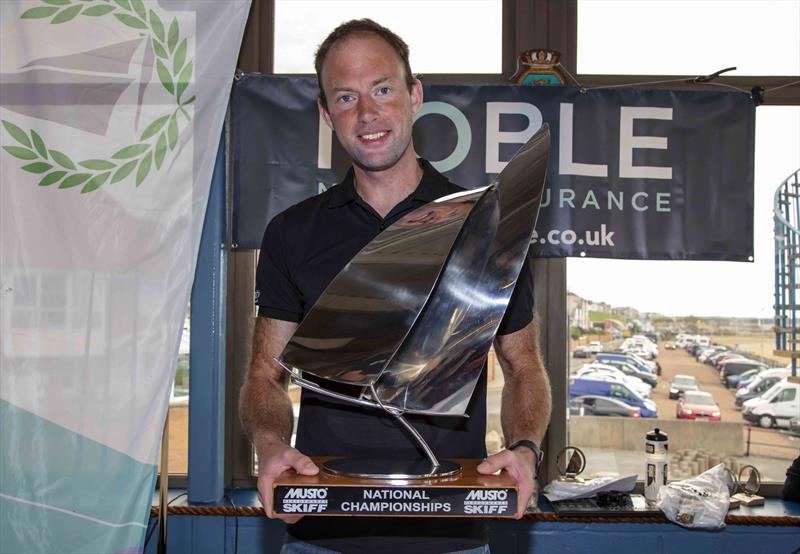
left=281, top=537, right=491, bottom=554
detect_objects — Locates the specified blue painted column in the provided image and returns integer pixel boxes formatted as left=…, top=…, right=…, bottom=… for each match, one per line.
left=188, top=131, right=227, bottom=503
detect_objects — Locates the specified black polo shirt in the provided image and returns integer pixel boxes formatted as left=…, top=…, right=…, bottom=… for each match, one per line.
left=255, top=159, right=534, bottom=553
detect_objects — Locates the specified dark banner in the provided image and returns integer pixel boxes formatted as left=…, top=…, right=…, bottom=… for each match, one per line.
left=232, top=75, right=755, bottom=260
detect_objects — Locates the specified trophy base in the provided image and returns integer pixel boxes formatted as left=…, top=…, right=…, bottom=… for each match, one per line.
left=273, top=457, right=519, bottom=518
left=323, top=457, right=461, bottom=480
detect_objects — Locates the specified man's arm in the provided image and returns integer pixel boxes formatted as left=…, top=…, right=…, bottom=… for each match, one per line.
left=476, top=317, right=552, bottom=517
left=239, top=316, right=318, bottom=523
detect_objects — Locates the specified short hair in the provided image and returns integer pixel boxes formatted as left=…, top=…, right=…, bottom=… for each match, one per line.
left=314, top=18, right=415, bottom=109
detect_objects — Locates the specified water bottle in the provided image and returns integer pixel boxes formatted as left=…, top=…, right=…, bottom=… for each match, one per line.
left=645, top=428, right=668, bottom=504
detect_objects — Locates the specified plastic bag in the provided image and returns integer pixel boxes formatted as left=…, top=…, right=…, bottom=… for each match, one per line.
left=657, top=463, right=730, bottom=529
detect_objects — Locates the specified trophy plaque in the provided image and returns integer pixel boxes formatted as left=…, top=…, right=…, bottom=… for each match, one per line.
left=273, top=458, right=518, bottom=517
left=731, top=465, right=764, bottom=506
left=272, top=127, right=551, bottom=517
left=556, top=447, right=586, bottom=482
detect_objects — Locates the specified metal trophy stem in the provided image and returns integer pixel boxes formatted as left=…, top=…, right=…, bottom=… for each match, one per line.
left=289, top=370, right=461, bottom=479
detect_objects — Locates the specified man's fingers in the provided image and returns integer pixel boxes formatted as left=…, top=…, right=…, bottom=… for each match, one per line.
left=476, top=451, right=536, bottom=517
left=286, top=452, right=319, bottom=475
left=476, top=451, right=510, bottom=474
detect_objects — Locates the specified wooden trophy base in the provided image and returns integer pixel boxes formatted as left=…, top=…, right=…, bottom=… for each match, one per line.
left=273, top=457, right=519, bottom=518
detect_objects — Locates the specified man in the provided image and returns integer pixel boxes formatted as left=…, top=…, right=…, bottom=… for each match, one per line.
left=239, top=19, right=552, bottom=554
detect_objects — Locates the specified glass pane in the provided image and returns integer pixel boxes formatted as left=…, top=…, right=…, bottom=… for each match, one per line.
left=274, top=0, right=502, bottom=74
left=165, top=307, right=190, bottom=475
left=567, top=106, right=800, bottom=484
left=578, top=0, right=800, bottom=75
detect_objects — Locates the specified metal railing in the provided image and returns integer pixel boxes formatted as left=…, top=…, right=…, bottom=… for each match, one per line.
left=773, top=167, right=800, bottom=377
left=744, top=425, right=800, bottom=456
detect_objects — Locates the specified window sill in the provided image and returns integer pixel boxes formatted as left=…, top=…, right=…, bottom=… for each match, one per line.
left=151, top=488, right=800, bottom=526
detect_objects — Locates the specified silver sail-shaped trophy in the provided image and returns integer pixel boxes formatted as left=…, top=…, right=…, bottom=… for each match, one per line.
left=277, top=125, right=550, bottom=479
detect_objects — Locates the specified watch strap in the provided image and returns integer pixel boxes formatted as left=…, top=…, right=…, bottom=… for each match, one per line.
left=507, top=439, right=544, bottom=468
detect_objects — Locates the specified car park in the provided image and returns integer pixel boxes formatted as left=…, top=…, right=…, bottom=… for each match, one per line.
left=568, top=378, right=657, bottom=417
left=669, top=374, right=699, bottom=399
left=741, top=377, right=800, bottom=428
left=569, top=396, right=641, bottom=417
left=676, top=391, right=721, bottom=421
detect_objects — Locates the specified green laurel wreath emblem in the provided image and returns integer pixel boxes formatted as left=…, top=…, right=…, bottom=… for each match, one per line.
left=1, top=0, right=195, bottom=193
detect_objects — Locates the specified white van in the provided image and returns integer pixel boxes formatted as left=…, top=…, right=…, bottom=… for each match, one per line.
left=694, top=336, right=710, bottom=347
left=741, top=376, right=800, bottom=428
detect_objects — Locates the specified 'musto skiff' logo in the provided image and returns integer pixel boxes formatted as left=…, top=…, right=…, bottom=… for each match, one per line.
left=1, top=0, right=195, bottom=194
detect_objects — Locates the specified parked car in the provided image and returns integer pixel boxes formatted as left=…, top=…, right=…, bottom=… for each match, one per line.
left=593, top=358, right=658, bottom=387
left=676, top=391, right=721, bottom=421
left=621, top=337, right=658, bottom=360
left=573, top=345, right=593, bottom=358
left=720, top=360, right=767, bottom=387
left=569, top=378, right=658, bottom=417
left=727, top=367, right=762, bottom=389
left=715, top=353, right=749, bottom=371
left=707, top=350, right=732, bottom=366
left=736, top=370, right=763, bottom=390
left=597, top=353, right=655, bottom=374
left=569, top=396, right=641, bottom=417
left=698, top=347, right=726, bottom=363
left=736, top=368, right=792, bottom=406
left=573, top=366, right=652, bottom=398
left=587, top=341, right=604, bottom=354
left=669, top=374, right=699, bottom=399
left=742, top=377, right=800, bottom=428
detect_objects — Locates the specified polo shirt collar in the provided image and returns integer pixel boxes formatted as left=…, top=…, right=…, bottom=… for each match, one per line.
left=327, top=159, right=452, bottom=209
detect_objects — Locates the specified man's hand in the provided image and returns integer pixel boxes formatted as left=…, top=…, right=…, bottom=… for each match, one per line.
left=256, top=441, right=319, bottom=524
left=476, top=448, right=536, bottom=518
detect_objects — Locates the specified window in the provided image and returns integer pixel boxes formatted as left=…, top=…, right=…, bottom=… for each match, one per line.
left=273, top=0, right=502, bottom=74
left=168, top=310, right=190, bottom=475
left=567, top=106, right=800, bottom=484
left=226, top=0, right=799, bottom=494
left=578, top=0, right=800, bottom=76
left=773, top=388, right=796, bottom=403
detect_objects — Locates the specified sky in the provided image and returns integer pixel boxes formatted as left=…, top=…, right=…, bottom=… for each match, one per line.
left=273, top=0, right=800, bottom=318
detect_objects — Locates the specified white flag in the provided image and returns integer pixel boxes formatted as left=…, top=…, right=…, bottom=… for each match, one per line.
left=0, top=1, right=250, bottom=552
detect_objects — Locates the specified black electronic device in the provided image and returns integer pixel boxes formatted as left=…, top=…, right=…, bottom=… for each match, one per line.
left=550, top=492, right=662, bottom=517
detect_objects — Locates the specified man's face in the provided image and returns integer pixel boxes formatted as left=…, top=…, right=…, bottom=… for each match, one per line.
left=318, top=33, right=422, bottom=173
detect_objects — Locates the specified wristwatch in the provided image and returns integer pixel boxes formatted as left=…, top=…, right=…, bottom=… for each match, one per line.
left=507, top=439, right=544, bottom=471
